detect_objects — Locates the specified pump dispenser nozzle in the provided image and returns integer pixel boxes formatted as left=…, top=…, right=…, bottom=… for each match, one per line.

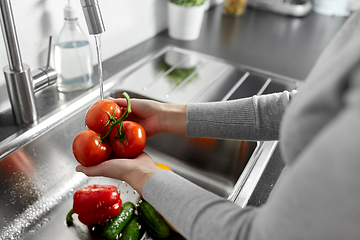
left=80, top=0, right=105, bottom=35
left=64, top=3, right=77, bottom=20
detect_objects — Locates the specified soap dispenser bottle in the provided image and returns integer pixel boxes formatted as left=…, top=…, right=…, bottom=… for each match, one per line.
left=55, top=1, right=94, bottom=92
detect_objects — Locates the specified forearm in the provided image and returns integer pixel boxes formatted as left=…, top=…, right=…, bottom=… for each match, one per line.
left=158, top=91, right=296, bottom=140
left=186, top=90, right=297, bottom=141
left=160, top=103, right=187, bottom=135
left=142, top=171, right=258, bottom=240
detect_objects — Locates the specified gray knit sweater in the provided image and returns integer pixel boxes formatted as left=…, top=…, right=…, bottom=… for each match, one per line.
left=143, top=11, right=360, bottom=240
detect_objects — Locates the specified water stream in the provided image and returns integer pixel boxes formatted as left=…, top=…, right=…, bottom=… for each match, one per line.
left=94, top=34, right=104, bottom=100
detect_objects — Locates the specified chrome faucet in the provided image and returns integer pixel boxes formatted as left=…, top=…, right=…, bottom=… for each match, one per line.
left=0, top=0, right=57, bottom=125
left=80, top=0, right=105, bottom=35
left=0, top=0, right=104, bottom=125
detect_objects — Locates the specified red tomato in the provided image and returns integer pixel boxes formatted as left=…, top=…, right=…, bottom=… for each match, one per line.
left=85, top=99, right=121, bottom=135
left=109, top=121, right=146, bottom=158
left=73, top=129, right=112, bottom=166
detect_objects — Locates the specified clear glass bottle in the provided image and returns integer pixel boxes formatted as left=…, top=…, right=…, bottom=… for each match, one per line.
left=54, top=3, right=94, bottom=92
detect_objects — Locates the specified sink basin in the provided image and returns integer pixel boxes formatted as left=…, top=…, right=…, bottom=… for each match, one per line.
left=0, top=46, right=299, bottom=240
left=109, top=91, right=256, bottom=198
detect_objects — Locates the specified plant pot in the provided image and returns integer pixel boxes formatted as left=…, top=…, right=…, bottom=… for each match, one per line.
left=167, top=1, right=205, bottom=41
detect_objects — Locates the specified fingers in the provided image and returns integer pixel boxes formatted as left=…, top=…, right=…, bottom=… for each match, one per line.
left=75, top=163, right=104, bottom=176
left=76, top=158, right=130, bottom=180
left=75, top=153, right=161, bottom=195
left=75, top=152, right=155, bottom=179
left=109, top=97, right=128, bottom=108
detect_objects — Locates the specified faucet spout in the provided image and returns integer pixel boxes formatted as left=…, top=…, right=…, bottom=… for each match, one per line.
left=0, top=0, right=22, bottom=71
left=80, top=0, right=105, bottom=35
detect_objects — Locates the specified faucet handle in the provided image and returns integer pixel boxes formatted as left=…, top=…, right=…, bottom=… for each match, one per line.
left=32, top=36, right=57, bottom=92
left=45, top=36, right=53, bottom=69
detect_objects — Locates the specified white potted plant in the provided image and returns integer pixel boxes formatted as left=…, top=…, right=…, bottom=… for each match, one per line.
left=168, top=0, right=206, bottom=41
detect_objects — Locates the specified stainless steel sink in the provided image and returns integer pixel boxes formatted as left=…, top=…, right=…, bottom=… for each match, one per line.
left=0, top=45, right=299, bottom=240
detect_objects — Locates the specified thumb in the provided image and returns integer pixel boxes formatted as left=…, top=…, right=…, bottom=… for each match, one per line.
left=75, top=162, right=107, bottom=176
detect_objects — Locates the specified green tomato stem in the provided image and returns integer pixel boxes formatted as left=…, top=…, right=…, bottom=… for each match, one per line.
left=101, top=92, right=131, bottom=141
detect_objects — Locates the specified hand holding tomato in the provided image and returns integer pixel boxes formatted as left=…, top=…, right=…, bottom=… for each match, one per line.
left=113, top=97, right=186, bottom=137
left=112, top=98, right=163, bottom=138
left=76, top=152, right=161, bottom=195
left=72, top=92, right=147, bottom=167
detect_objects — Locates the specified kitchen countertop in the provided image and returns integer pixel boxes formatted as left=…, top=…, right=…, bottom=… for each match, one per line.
left=0, top=4, right=347, bottom=206
left=104, top=5, right=346, bottom=82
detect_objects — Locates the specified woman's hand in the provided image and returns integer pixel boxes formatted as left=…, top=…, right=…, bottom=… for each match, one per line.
left=75, top=152, right=161, bottom=195
left=112, top=98, right=187, bottom=138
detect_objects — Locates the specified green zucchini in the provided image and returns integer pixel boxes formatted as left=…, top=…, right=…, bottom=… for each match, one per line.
left=119, top=217, right=142, bottom=240
left=137, top=200, right=171, bottom=239
left=102, top=202, right=135, bottom=240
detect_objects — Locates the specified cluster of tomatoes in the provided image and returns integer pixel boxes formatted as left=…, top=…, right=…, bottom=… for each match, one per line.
left=72, top=92, right=146, bottom=167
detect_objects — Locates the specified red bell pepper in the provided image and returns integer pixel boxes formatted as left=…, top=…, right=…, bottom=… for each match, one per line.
left=73, top=185, right=120, bottom=213
left=66, top=184, right=122, bottom=226
left=77, top=202, right=121, bottom=226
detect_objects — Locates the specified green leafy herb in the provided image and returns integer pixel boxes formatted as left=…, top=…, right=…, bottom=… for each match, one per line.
left=170, top=0, right=206, bottom=7
left=160, top=59, right=198, bottom=86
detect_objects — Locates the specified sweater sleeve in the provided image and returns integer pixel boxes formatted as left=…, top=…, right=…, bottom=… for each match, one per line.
left=186, top=90, right=297, bottom=141
left=142, top=171, right=259, bottom=240
left=143, top=94, right=360, bottom=239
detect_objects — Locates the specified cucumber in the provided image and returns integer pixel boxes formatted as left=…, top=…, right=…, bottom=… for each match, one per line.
left=102, top=202, right=135, bottom=240
left=137, top=200, right=171, bottom=239
left=119, top=217, right=142, bottom=240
